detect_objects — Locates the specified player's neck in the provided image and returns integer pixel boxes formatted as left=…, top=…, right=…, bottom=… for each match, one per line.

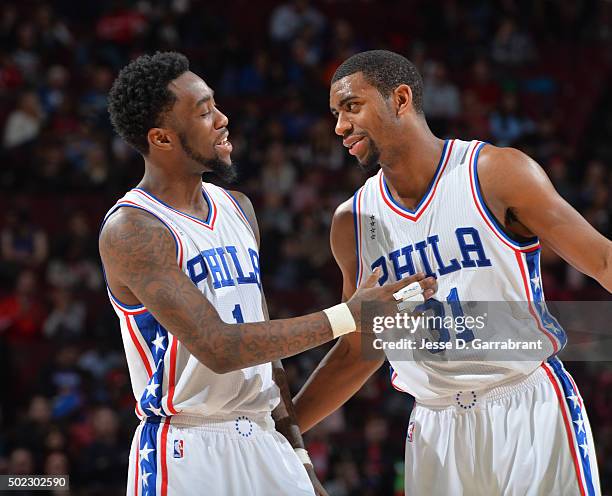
left=139, top=162, right=209, bottom=215
left=380, top=127, right=445, bottom=210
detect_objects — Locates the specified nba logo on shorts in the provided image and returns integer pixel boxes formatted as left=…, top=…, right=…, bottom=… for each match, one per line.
left=407, top=422, right=415, bottom=443
left=173, top=439, right=184, bottom=458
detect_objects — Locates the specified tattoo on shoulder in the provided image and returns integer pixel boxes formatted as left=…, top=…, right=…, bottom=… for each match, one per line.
left=101, top=209, right=176, bottom=288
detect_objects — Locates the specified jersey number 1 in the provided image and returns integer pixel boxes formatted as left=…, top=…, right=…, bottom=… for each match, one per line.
left=232, top=304, right=244, bottom=323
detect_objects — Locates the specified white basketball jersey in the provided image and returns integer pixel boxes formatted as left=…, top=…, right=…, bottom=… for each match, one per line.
left=102, top=183, right=279, bottom=419
left=354, top=139, right=567, bottom=401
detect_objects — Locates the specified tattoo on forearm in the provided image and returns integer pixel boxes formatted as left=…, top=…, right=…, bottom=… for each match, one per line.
left=100, top=209, right=333, bottom=373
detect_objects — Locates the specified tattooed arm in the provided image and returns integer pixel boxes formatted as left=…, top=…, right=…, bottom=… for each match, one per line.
left=99, top=198, right=414, bottom=374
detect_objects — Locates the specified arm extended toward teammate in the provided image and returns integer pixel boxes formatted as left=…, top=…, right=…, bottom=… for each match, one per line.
left=293, top=200, right=437, bottom=433
left=477, top=146, right=612, bottom=291
left=99, top=194, right=418, bottom=375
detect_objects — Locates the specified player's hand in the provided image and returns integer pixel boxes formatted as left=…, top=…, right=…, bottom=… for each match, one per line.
left=346, top=268, right=437, bottom=332
left=304, top=464, right=328, bottom=496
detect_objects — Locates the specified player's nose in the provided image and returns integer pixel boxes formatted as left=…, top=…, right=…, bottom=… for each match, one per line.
left=335, top=112, right=352, bottom=136
left=215, top=107, right=229, bottom=128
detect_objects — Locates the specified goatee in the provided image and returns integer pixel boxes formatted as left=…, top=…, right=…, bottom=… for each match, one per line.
left=357, top=140, right=381, bottom=174
left=179, top=133, right=238, bottom=183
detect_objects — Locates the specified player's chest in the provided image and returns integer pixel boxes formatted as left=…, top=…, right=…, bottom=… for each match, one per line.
left=178, top=224, right=262, bottom=292
left=362, top=209, right=494, bottom=283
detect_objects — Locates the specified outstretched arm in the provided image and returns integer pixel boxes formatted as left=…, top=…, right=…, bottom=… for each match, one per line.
left=478, top=146, right=612, bottom=291
left=294, top=199, right=436, bottom=432
left=99, top=194, right=416, bottom=374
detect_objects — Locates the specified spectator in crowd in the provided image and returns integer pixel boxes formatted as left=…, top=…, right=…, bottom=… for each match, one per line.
left=269, top=0, right=326, bottom=43
left=78, top=407, right=128, bottom=492
left=43, top=286, right=87, bottom=340
left=0, top=208, right=48, bottom=282
left=489, top=91, right=535, bottom=146
left=261, top=141, right=297, bottom=196
left=12, top=22, right=40, bottom=82
left=39, top=65, right=69, bottom=116
left=0, top=269, right=47, bottom=343
left=491, top=17, right=536, bottom=66
left=422, top=61, right=461, bottom=135
left=3, top=90, right=44, bottom=148
left=46, top=211, right=102, bottom=291
left=8, top=447, right=35, bottom=475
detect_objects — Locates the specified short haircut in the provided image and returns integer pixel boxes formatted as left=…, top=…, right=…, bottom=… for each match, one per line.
left=331, top=50, right=423, bottom=113
left=107, top=52, right=189, bottom=155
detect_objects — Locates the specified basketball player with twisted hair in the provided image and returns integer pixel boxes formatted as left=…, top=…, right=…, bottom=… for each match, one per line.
left=295, top=50, right=610, bottom=495
left=101, top=52, right=436, bottom=495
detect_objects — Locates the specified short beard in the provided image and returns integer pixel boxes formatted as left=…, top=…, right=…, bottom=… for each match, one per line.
left=179, top=133, right=238, bottom=183
left=357, top=139, right=381, bottom=174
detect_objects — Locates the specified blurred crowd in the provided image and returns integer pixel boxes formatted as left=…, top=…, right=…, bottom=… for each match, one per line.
left=0, top=0, right=611, bottom=494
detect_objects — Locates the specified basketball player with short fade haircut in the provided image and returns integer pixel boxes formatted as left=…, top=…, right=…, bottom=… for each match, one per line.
left=101, top=52, right=435, bottom=496
left=295, top=50, right=611, bottom=495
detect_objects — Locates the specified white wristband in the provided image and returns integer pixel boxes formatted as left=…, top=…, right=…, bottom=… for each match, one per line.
left=323, top=303, right=356, bottom=338
left=294, top=448, right=312, bottom=466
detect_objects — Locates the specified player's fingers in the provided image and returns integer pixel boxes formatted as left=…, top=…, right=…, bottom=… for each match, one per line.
left=419, top=276, right=438, bottom=295
left=423, top=288, right=436, bottom=300
left=360, top=267, right=382, bottom=289
left=387, top=272, right=425, bottom=293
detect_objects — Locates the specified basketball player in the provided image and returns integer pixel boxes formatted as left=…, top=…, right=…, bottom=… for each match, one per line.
left=100, top=52, right=435, bottom=496
left=294, top=50, right=611, bottom=495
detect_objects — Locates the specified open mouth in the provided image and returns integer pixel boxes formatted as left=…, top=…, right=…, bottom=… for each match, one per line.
left=346, top=136, right=366, bottom=156
left=215, top=135, right=232, bottom=152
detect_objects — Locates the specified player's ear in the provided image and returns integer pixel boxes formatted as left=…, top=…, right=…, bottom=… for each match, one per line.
left=148, top=128, right=174, bottom=152
left=394, top=84, right=413, bottom=117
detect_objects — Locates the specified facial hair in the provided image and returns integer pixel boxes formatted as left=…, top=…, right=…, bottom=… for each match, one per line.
left=357, top=137, right=381, bottom=174
left=179, top=132, right=238, bottom=183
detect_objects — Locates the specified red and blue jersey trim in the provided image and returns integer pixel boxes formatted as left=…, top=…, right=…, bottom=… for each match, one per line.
left=514, top=249, right=563, bottom=354
left=100, top=200, right=182, bottom=419
left=137, top=417, right=171, bottom=496
left=389, top=365, right=408, bottom=393
left=379, top=139, right=454, bottom=222
left=468, top=141, right=540, bottom=252
left=101, top=202, right=185, bottom=269
left=467, top=140, right=565, bottom=354
left=107, top=304, right=180, bottom=418
left=219, top=188, right=257, bottom=239
left=136, top=311, right=179, bottom=416
left=543, top=358, right=597, bottom=496
left=132, top=186, right=217, bottom=230
left=353, top=187, right=365, bottom=286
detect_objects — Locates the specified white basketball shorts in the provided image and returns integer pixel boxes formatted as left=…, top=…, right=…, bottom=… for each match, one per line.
left=126, top=413, right=315, bottom=496
left=404, top=358, right=600, bottom=495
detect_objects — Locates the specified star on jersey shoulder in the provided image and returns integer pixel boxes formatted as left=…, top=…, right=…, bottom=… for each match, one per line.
left=141, top=469, right=152, bottom=487
left=152, top=333, right=166, bottom=353
left=573, top=415, right=585, bottom=435
left=567, top=394, right=580, bottom=409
